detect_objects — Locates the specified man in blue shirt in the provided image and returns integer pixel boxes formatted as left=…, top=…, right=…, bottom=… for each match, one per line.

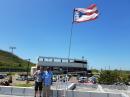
left=42, top=67, right=53, bottom=97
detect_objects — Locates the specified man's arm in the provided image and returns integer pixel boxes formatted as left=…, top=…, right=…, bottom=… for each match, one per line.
left=41, top=72, right=45, bottom=81
left=33, top=71, right=37, bottom=77
left=51, top=72, right=53, bottom=85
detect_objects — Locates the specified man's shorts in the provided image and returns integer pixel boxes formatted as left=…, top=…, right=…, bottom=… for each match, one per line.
left=44, top=85, right=50, bottom=92
left=35, top=82, right=42, bottom=91
left=43, top=85, right=52, bottom=97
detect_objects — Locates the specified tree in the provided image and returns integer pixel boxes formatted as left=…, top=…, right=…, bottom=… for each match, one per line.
left=99, top=70, right=118, bottom=84
left=98, top=70, right=129, bottom=85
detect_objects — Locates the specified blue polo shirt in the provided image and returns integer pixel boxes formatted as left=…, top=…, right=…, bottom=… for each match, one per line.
left=42, top=71, right=53, bottom=86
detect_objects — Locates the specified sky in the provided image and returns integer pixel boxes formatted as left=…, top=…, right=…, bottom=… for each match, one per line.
left=0, top=0, right=130, bottom=70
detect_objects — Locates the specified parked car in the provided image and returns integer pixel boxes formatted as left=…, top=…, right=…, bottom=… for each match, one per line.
left=88, top=76, right=97, bottom=84
left=16, top=76, right=26, bottom=81
left=78, top=77, right=87, bottom=83
left=0, top=75, right=4, bottom=79
left=53, top=75, right=57, bottom=82
left=27, top=76, right=34, bottom=81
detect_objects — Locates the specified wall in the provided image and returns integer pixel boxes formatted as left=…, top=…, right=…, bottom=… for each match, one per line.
left=0, top=86, right=123, bottom=97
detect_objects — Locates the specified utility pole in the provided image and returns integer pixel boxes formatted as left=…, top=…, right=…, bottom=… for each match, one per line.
left=82, top=56, right=85, bottom=68
left=9, top=46, right=16, bottom=54
left=9, top=46, right=16, bottom=73
left=25, top=59, right=30, bottom=84
left=82, top=56, right=85, bottom=77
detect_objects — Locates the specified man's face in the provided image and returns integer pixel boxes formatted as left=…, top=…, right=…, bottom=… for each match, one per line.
left=44, top=67, right=47, bottom=71
left=40, top=66, right=43, bottom=71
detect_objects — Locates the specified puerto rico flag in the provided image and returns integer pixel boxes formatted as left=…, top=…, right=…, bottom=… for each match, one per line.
left=74, top=4, right=99, bottom=23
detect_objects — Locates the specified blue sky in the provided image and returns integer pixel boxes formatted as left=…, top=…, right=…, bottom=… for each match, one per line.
left=0, top=0, right=130, bottom=70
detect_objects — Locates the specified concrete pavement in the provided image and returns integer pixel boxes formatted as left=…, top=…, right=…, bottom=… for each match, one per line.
left=0, top=94, right=32, bottom=97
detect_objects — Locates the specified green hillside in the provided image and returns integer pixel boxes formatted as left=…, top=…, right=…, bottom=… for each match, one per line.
left=0, top=49, right=35, bottom=72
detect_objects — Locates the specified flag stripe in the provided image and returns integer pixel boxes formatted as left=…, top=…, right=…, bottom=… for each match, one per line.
left=86, top=10, right=98, bottom=15
left=87, top=4, right=97, bottom=9
left=75, top=6, right=97, bottom=14
left=75, top=13, right=98, bottom=23
left=76, top=17, right=98, bottom=23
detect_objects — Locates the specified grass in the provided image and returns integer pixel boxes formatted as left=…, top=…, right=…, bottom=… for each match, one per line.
left=6, top=72, right=16, bottom=75
left=0, top=49, right=35, bottom=72
left=15, top=83, right=33, bottom=87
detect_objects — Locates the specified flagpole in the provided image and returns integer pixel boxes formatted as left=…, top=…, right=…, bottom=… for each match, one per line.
left=64, top=9, right=75, bottom=97
left=67, top=9, right=75, bottom=77
left=65, top=22, right=74, bottom=97
left=68, top=8, right=75, bottom=59
left=68, top=22, right=74, bottom=59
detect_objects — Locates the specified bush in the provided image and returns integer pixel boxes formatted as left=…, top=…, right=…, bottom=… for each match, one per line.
left=98, top=70, right=129, bottom=85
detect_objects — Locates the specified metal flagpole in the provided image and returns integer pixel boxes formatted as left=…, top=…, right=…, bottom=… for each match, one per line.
left=64, top=9, right=75, bottom=97
left=68, top=8, right=75, bottom=59
left=67, top=8, right=75, bottom=73
left=68, top=22, right=74, bottom=59
left=64, top=25, right=74, bottom=97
